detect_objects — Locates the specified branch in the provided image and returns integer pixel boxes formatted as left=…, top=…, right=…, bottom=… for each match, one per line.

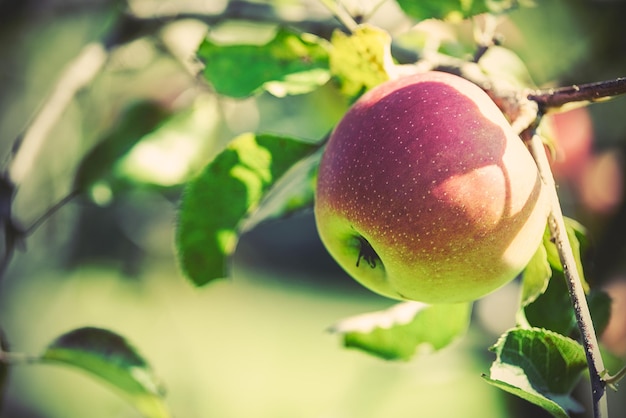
left=528, top=77, right=626, bottom=113
left=108, top=1, right=418, bottom=64
left=6, top=1, right=342, bottom=187
left=123, top=1, right=345, bottom=40
left=22, top=190, right=79, bottom=236
left=7, top=42, right=109, bottom=185
left=526, top=130, right=608, bottom=418
left=1, top=327, right=36, bottom=366
left=316, top=0, right=358, bottom=32
left=0, top=349, right=38, bottom=365
left=1, top=42, right=108, bottom=281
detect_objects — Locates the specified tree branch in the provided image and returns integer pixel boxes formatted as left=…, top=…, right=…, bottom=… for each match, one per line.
left=123, top=1, right=345, bottom=41
left=0, top=349, right=38, bottom=365
left=316, top=0, right=358, bottom=32
left=8, top=42, right=109, bottom=185
left=528, top=77, right=626, bottom=113
left=526, top=129, right=608, bottom=418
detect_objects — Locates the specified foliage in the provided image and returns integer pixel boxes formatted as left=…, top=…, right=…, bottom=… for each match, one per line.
left=329, top=25, right=393, bottom=97
left=41, top=328, right=170, bottom=418
left=73, top=100, right=172, bottom=193
left=483, top=328, right=588, bottom=417
left=0, top=1, right=624, bottom=418
left=197, top=28, right=330, bottom=98
left=395, top=0, right=528, bottom=20
left=330, top=301, right=472, bottom=361
left=173, top=3, right=615, bottom=416
left=176, top=132, right=319, bottom=285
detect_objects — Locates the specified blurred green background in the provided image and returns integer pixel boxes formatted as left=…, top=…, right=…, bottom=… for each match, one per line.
left=1, top=0, right=626, bottom=417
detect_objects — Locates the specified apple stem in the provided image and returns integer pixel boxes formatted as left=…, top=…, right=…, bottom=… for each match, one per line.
left=527, top=131, right=608, bottom=418
left=527, top=77, right=626, bottom=112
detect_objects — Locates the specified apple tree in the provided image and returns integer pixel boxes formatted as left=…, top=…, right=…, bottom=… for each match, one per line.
left=176, top=2, right=626, bottom=417
left=1, top=1, right=626, bottom=418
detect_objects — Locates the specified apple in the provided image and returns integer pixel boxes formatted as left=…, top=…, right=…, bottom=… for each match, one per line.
left=577, top=150, right=623, bottom=214
left=545, top=106, right=594, bottom=182
left=544, top=107, right=622, bottom=214
left=601, top=279, right=626, bottom=358
left=314, top=71, right=549, bottom=303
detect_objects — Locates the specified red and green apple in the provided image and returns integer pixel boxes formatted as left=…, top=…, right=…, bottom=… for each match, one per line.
left=314, top=71, right=549, bottom=303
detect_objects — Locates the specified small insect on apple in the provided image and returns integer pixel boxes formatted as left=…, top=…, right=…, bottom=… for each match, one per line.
left=314, top=71, right=549, bottom=304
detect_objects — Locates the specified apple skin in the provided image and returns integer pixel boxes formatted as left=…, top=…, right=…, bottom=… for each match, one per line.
left=314, top=71, right=549, bottom=303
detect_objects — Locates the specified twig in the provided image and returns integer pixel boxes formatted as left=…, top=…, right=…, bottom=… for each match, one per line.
left=528, top=77, right=626, bottom=113
left=0, top=174, right=24, bottom=278
left=603, top=365, right=626, bottom=390
left=317, top=0, right=358, bottom=32
left=22, top=190, right=79, bottom=236
left=527, top=131, right=608, bottom=418
left=0, top=190, right=78, bottom=281
left=472, top=14, right=502, bottom=62
left=0, top=42, right=108, bottom=281
left=0, top=349, right=38, bottom=365
left=128, top=8, right=341, bottom=41
left=0, top=328, right=36, bottom=366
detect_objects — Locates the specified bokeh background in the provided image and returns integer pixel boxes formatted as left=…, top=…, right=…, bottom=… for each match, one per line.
left=1, top=0, right=626, bottom=417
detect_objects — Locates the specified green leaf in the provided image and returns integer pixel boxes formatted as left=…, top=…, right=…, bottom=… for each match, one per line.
left=198, top=28, right=330, bottom=98
left=330, top=301, right=472, bottom=361
left=396, top=0, right=526, bottom=21
left=483, top=328, right=587, bottom=417
left=240, top=148, right=322, bottom=233
left=41, top=327, right=170, bottom=418
left=74, top=101, right=171, bottom=192
left=522, top=270, right=577, bottom=336
left=520, top=236, right=552, bottom=307
left=565, top=217, right=590, bottom=292
left=329, top=25, right=393, bottom=97
left=116, top=95, right=221, bottom=187
left=587, top=289, right=612, bottom=337
left=522, top=218, right=594, bottom=333
left=521, top=272, right=612, bottom=339
left=543, top=232, right=561, bottom=272
left=544, top=218, right=589, bottom=292
left=176, top=133, right=319, bottom=286
left=481, top=377, right=572, bottom=418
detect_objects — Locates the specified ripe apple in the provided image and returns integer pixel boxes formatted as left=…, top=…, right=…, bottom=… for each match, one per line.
left=314, top=71, right=549, bottom=303
left=545, top=106, right=594, bottom=182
